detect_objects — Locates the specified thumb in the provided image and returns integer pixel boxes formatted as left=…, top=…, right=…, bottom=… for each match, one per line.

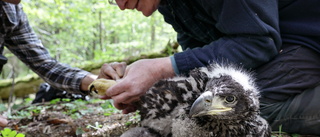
left=106, top=80, right=127, bottom=97
left=99, top=95, right=112, bottom=100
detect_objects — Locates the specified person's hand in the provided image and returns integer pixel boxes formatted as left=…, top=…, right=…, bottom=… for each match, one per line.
left=98, top=62, right=127, bottom=80
left=0, top=115, right=8, bottom=127
left=103, top=57, right=175, bottom=114
left=115, top=0, right=161, bottom=17
left=96, top=62, right=127, bottom=99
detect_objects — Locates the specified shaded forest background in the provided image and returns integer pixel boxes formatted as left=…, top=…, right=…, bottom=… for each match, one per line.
left=0, top=1, right=179, bottom=136
left=0, top=0, right=177, bottom=80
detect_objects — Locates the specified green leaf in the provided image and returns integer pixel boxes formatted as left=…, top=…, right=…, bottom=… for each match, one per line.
left=0, top=104, right=7, bottom=112
left=15, top=133, right=26, bottom=137
left=1, top=128, right=12, bottom=136
left=61, top=98, right=71, bottom=102
left=0, top=128, right=25, bottom=137
left=103, top=112, right=111, bottom=116
left=50, top=99, right=61, bottom=104
left=8, top=130, right=17, bottom=137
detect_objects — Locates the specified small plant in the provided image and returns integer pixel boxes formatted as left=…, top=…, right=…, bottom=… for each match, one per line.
left=271, top=125, right=283, bottom=137
left=0, top=128, right=25, bottom=137
left=49, top=98, right=61, bottom=105
left=101, top=100, right=120, bottom=116
left=279, top=125, right=283, bottom=137
left=75, top=128, right=85, bottom=136
left=86, top=122, right=103, bottom=130
left=125, top=111, right=141, bottom=126
left=271, top=125, right=301, bottom=137
left=0, top=104, right=7, bottom=113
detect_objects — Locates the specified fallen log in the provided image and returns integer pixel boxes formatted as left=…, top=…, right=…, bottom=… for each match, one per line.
left=0, top=41, right=179, bottom=99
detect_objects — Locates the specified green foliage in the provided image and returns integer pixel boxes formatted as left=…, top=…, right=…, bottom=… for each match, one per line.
left=1, top=0, right=176, bottom=79
left=6, top=97, right=119, bottom=121
left=9, top=110, right=31, bottom=119
left=125, top=111, right=140, bottom=126
left=27, top=105, right=47, bottom=114
left=101, top=99, right=119, bottom=116
left=49, top=98, right=62, bottom=105
left=0, top=104, right=6, bottom=112
left=1, top=98, right=35, bottom=119
left=0, top=128, right=25, bottom=137
left=8, top=104, right=50, bottom=119
left=75, top=128, right=86, bottom=136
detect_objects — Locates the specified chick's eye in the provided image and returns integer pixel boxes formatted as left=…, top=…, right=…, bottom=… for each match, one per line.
left=225, top=95, right=236, bottom=103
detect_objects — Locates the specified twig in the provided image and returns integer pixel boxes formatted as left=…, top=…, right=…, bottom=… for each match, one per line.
left=7, top=65, right=15, bottom=116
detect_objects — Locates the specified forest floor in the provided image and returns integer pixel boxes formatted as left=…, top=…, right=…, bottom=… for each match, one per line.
left=3, top=98, right=139, bottom=137
left=1, top=98, right=317, bottom=137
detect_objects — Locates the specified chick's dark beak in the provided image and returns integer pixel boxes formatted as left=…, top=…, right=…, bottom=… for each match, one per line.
left=189, top=91, right=213, bottom=117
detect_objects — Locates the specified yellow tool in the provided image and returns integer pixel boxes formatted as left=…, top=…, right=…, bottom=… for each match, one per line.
left=88, top=79, right=117, bottom=96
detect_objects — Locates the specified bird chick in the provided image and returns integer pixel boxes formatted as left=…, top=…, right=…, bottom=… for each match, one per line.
left=172, top=74, right=271, bottom=137
left=121, top=63, right=271, bottom=137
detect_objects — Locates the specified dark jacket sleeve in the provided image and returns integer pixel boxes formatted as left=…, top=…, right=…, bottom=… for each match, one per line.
left=162, top=0, right=282, bottom=75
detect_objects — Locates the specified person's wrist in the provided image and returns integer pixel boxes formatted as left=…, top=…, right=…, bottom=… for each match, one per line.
left=156, top=57, right=175, bottom=79
left=80, top=74, right=98, bottom=92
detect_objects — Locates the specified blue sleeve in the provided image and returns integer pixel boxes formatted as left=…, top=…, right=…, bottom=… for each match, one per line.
left=170, top=55, right=180, bottom=74
left=171, top=0, right=282, bottom=75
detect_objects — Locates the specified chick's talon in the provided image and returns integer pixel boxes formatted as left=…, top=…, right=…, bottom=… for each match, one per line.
left=88, top=79, right=117, bottom=96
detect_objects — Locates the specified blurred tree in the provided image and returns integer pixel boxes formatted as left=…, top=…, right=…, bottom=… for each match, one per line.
left=1, top=0, right=176, bottom=79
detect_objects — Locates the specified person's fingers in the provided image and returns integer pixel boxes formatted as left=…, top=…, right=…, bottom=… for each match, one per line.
left=106, top=63, right=121, bottom=80
left=113, top=102, right=128, bottom=110
left=122, top=105, right=137, bottom=114
left=124, top=0, right=138, bottom=9
left=111, top=94, right=132, bottom=110
left=0, top=115, right=8, bottom=127
left=111, top=91, right=141, bottom=110
left=114, top=62, right=126, bottom=78
left=106, top=80, right=128, bottom=97
left=122, top=96, right=140, bottom=104
left=99, top=95, right=112, bottom=100
left=115, top=0, right=127, bottom=10
left=98, top=62, right=126, bottom=80
left=98, top=63, right=119, bottom=79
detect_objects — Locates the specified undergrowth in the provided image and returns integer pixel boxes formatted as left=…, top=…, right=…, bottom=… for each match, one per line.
left=1, top=97, right=121, bottom=136
left=0, top=128, right=25, bottom=137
